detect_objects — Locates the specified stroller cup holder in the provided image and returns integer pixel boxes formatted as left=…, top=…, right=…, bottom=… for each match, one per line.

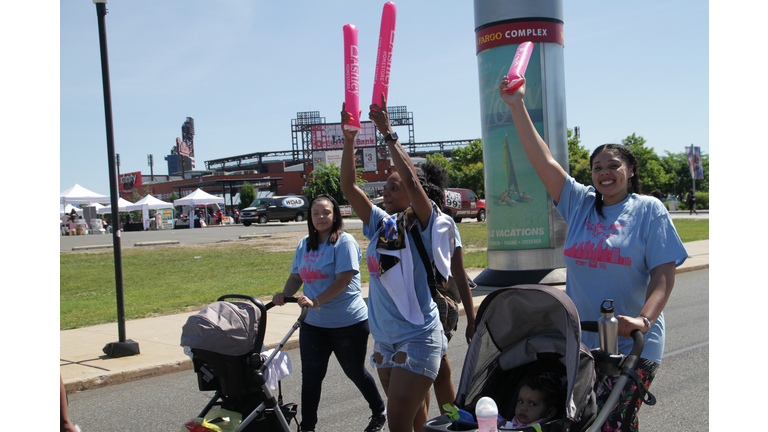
left=589, top=349, right=624, bottom=377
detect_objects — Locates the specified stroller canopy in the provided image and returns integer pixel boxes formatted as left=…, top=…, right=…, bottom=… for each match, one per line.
left=455, top=285, right=595, bottom=423
left=181, top=301, right=263, bottom=356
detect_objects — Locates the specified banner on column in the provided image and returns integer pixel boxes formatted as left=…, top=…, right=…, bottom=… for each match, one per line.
left=478, top=42, right=550, bottom=251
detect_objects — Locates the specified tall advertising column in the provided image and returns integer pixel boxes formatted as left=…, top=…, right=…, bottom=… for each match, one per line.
left=473, top=0, right=569, bottom=286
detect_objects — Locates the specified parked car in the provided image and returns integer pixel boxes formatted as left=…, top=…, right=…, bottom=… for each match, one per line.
left=443, top=188, right=486, bottom=223
left=239, top=195, right=309, bottom=226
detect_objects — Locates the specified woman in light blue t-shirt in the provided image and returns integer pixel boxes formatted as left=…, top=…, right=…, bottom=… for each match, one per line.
left=272, top=194, right=385, bottom=432
left=341, top=95, right=448, bottom=432
left=499, top=77, right=687, bottom=432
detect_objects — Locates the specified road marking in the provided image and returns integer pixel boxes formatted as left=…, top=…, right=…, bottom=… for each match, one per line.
left=663, top=341, right=708, bottom=358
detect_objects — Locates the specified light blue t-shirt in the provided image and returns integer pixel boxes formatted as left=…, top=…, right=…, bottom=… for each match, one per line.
left=555, top=176, right=688, bottom=363
left=290, top=231, right=367, bottom=328
left=363, top=205, right=441, bottom=345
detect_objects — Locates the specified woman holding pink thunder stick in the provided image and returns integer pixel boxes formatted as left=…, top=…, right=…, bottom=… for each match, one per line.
left=341, top=94, right=447, bottom=432
left=498, top=76, right=687, bottom=431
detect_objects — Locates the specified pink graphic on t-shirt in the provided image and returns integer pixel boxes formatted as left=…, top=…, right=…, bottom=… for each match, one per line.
left=585, top=220, right=625, bottom=239
left=299, top=251, right=328, bottom=283
left=367, top=255, right=380, bottom=279
left=564, top=238, right=631, bottom=267
left=299, top=266, right=329, bottom=284
left=302, top=251, right=322, bottom=264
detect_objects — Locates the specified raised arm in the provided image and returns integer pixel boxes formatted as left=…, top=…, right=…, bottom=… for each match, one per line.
left=499, top=77, right=567, bottom=203
left=340, top=103, right=373, bottom=224
left=369, top=93, right=432, bottom=228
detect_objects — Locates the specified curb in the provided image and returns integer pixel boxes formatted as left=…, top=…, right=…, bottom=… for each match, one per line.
left=65, top=360, right=194, bottom=393
left=64, top=333, right=305, bottom=394
left=72, top=244, right=113, bottom=251
left=674, top=263, right=709, bottom=274
left=135, top=240, right=180, bottom=247
left=239, top=234, right=273, bottom=240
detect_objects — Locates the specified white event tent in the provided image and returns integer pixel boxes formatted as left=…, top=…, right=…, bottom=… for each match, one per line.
left=126, top=195, right=174, bottom=230
left=99, top=197, right=135, bottom=214
left=173, top=189, right=224, bottom=229
left=60, top=184, right=110, bottom=206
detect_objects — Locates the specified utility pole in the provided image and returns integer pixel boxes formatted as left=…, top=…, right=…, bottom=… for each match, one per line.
left=94, top=0, right=139, bottom=358
left=147, top=154, right=154, bottom=181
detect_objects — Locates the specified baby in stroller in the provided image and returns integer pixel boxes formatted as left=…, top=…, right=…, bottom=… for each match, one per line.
left=425, top=285, right=651, bottom=432
left=498, top=371, right=564, bottom=430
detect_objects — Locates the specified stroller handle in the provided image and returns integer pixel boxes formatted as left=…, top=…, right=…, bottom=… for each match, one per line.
left=265, top=296, right=309, bottom=323
left=265, top=296, right=298, bottom=310
left=580, top=321, right=645, bottom=359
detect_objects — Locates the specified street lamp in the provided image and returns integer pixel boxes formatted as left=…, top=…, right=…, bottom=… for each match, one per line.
left=93, top=0, right=139, bottom=358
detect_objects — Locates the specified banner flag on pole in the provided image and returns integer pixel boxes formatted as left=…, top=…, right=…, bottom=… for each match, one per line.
left=687, top=146, right=704, bottom=180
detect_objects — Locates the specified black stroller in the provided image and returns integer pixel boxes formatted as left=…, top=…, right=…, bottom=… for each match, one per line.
left=424, top=285, right=651, bottom=432
left=180, top=294, right=307, bottom=431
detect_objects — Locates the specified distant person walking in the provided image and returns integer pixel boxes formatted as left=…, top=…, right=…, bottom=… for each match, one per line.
left=686, top=189, right=698, bottom=215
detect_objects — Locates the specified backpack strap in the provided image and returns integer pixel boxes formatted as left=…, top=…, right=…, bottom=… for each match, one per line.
left=409, top=224, right=438, bottom=297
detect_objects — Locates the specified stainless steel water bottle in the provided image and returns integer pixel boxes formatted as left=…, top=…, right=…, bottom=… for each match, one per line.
left=598, top=299, right=619, bottom=355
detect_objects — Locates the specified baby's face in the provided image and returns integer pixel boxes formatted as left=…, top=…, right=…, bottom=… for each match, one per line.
left=515, top=385, right=554, bottom=424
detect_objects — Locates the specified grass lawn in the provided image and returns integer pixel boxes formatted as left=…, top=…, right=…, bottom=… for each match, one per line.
left=60, top=218, right=707, bottom=330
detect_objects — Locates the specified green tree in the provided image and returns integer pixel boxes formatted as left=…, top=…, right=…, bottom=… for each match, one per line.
left=302, top=162, right=366, bottom=205
left=426, top=153, right=451, bottom=171
left=239, top=182, right=256, bottom=210
left=451, top=138, right=483, bottom=166
left=568, top=127, right=591, bottom=186
left=446, top=139, right=485, bottom=197
left=620, top=133, right=671, bottom=194
left=660, top=150, right=708, bottom=199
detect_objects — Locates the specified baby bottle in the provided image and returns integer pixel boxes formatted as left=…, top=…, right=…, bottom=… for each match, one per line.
left=475, top=396, right=498, bottom=432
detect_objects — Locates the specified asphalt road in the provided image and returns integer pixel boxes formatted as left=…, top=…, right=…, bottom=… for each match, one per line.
left=65, top=269, right=708, bottom=431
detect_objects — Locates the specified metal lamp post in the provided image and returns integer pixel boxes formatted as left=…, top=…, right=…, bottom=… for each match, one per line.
left=93, top=0, right=139, bottom=357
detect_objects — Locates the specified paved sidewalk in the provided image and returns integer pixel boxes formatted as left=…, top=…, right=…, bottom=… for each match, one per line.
left=60, top=240, right=709, bottom=393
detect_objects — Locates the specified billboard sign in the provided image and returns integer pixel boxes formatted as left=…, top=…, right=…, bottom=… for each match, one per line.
left=363, top=147, right=377, bottom=171
left=310, top=121, right=378, bottom=149
left=119, top=171, right=142, bottom=194
left=158, top=208, right=174, bottom=230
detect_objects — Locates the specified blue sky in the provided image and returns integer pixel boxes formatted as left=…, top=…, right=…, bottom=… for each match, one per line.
left=55, top=1, right=708, bottom=195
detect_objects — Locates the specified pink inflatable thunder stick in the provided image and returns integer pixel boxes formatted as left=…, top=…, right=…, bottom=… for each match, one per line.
left=504, top=41, right=533, bottom=92
left=344, top=24, right=361, bottom=131
left=372, top=2, right=396, bottom=107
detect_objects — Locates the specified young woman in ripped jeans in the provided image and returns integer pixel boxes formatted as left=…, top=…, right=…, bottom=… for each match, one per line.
left=341, top=95, right=448, bottom=432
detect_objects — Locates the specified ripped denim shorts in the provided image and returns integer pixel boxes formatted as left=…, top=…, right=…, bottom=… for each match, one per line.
left=370, top=326, right=447, bottom=380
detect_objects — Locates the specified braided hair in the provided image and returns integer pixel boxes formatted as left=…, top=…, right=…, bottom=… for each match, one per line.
left=415, top=161, right=449, bottom=211
left=590, top=144, right=641, bottom=218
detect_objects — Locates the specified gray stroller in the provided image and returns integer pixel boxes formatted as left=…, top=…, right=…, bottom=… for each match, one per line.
left=424, top=284, right=650, bottom=432
left=181, top=294, right=307, bottom=431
